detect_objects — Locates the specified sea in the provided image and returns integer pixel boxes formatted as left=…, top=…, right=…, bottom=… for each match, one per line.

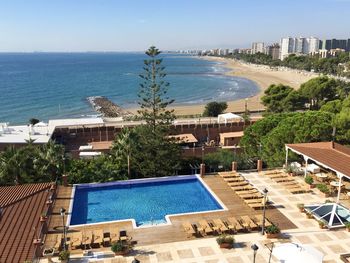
left=0, top=53, right=259, bottom=124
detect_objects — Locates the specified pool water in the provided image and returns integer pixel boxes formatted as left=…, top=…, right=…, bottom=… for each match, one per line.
left=69, top=176, right=223, bottom=227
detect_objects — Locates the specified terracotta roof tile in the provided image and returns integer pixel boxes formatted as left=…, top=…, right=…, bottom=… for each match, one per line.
left=0, top=183, right=51, bottom=263
left=286, top=142, right=350, bottom=178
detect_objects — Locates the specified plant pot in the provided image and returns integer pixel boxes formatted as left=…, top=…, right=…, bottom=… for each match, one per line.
left=266, top=233, right=279, bottom=239
left=309, top=184, right=315, bottom=189
left=347, top=228, right=350, bottom=232
left=298, top=208, right=305, bottom=213
left=219, top=243, right=232, bottom=249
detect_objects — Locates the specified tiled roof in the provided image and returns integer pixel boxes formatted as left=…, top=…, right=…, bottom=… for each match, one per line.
left=0, top=183, right=51, bottom=263
left=286, top=142, right=350, bottom=178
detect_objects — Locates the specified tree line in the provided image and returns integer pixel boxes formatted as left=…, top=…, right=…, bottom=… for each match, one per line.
left=222, top=52, right=350, bottom=78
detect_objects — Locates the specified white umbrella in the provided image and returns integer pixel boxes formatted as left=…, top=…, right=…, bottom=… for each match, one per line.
left=272, top=243, right=323, bottom=263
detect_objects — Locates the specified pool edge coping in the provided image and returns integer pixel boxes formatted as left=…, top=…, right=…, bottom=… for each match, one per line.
left=67, top=174, right=228, bottom=229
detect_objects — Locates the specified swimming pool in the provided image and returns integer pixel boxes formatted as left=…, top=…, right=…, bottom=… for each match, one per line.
left=68, top=175, right=225, bottom=227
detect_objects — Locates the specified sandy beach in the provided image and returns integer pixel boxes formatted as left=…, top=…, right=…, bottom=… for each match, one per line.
left=129, top=57, right=317, bottom=116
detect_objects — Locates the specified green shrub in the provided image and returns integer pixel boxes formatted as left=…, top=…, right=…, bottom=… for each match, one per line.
left=317, top=184, right=329, bottom=193
left=58, top=250, right=70, bottom=261
left=216, top=234, right=235, bottom=245
left=111, top=241, right=127, bottom=253
left=265, top=224, right=280, bottom=234
left=297, top=203, right=304, bottom=210
left=305, top=175, right=314, bottom=185
left=345, top=222, right=350, bottom=229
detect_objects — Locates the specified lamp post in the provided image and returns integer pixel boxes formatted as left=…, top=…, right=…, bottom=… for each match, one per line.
left=261, top=188, right=268, bottom=235
left=251, top=243, right=259, bottom=263
left=60, top=207, right=67, bottom=251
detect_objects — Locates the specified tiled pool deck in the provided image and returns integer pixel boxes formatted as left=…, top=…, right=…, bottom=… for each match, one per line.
left=44, top=171, right=350, bottom=262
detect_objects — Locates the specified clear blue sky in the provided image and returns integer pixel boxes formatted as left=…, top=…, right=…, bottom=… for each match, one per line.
left=1, top=0, right=350, bottom=52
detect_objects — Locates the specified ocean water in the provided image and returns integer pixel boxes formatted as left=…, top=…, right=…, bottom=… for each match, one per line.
left=70, top=176, right=223, bottom=227
left=0, top=53, right=259, bottom=124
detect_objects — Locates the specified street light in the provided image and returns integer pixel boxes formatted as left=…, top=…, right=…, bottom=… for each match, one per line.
left=251, top=244, right=259, bottom=263
left=201, top=145, right=205, bottom=164
left=261, top=188, right=268, bottom=235
left=60, top=207, right=67, bottom=251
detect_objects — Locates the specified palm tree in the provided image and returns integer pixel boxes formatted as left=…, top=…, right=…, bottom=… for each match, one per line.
left=112, top=128, right=135, bottom=178
left=0, top=146, right=23, bottom=185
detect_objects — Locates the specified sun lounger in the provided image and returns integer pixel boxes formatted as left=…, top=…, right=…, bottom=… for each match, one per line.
left=274, top=177, right=295, bottom=183
left=192, top=223, right=205, bottom=236
left=248, top=203, right=266, bottom=209
left=82, top=231, right=93, bottom=248
left=53, top=234, right=62, bottom=250
left=227, top=217, right=244, bottom=232
left=235, top=189, right=259, bottom=195
left=199, top=220, right=213, bottom=235
left=119, top=230, right=129, bottom=241
left=254, top=215, right=272, bottom=227
left=218, top=171, right=239, bottom=178
left=244, top=198, right=263, bottom=205
left=268, top=174, right=288, bottom=179
left=213, top=219, right=229, bottom=233
left=240, top=216, right=258, bottom=230
left=92, top=229, right=103, bottom=247
left=280, top=181, right=299, bottom=186
left=264, top=170, right=282, bottom=175
left=182, top=222, right=196, bottom=237
left=289, top=187, right=308, bottom=194
left=239, top=193, right=263, bottom=199
left=103, top=231, right=111, bottom=247
left=229, top=181, right=249, bottom=187
left=70, top=232, right=82, bottom=249
left=231, top=185, right=253, bottom=191
left=208, top=221, right=221, bottom=234
left=110, top=229, right=119, bottom=243
left=224, top=177, right=245, bottom=183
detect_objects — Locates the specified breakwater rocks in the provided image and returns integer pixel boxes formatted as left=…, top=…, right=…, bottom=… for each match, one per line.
left=87, top=96, right=133, bottom=118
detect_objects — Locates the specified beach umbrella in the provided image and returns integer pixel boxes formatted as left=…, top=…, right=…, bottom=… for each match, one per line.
left=34, top=121, right=47, bottom=127
left=272, top=243, right=323, bottom=263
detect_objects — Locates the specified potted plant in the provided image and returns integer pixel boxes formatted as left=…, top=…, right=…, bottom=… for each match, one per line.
left=305, top=175, right=314, bottom=189
left=58, top=250, right=70, bottom=263
left=306, top=211, right=314, bottom=219
left=317, top=184, right=330, bottom=197
left=297, top=203, right=305, bottom=212
left=265, top=224, right=280, bottom=239
left=318, top=220, right=326, bottom=229
left=111, top=240, right=129, bottom=256
left=345, top=222, right=350, bottom=232
left=216, top=234, right=234, bottom=249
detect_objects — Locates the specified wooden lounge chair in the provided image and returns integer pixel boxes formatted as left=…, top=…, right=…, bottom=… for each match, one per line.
left=244, top=198, right=263, bottom=205
left=103, top=231, right=111, bottom=247
left=268, top=174, right=287, bottom=179
left=82, top=231, right=93, bottom=249
left=53, top=234, right=62, bottom=251
left=70, top=232, right=82, bottom=250
left=289, top=187, right=308, bottom=194
left=219, top=171, right=239, bottom=178
left=235, top=188, right=259, bottom=194
left=198, top=220, right=213, bottom=235
left=213, top=219, right=229, bottom=233
left=274, top=177, right=295, bottom=183
left=264, top=170, right=281, bottom=175
left=280, top=181, right=299, bottom=186
left=239, top=193, right=263, bottom=199
left=254, top=215, right=272, bottom=227
left=231, top=185, right=253, bottom=191
left=182, top=222, right=196, bottom=237
left=229, top=181, right=249, bottom=187
left=92, top=229, right=103, bottom=247
left=192, top=223, right=205, bottom=236
left=208, top=221, right=221, bottom=234
left=119, top=230, right=129, bottom=241
left=227, top=217, right=244, bottom=232
left=224, top=177, right=245, bottom=183
left=248, top=203, right=266, bottom=209
left=240, top=216, right=258, bottom=230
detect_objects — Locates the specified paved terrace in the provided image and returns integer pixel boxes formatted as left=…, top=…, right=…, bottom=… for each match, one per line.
left=44, top=171, right=350, bottom=262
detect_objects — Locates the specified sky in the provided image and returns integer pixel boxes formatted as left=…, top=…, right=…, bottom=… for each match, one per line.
left=1, top=0, right=350, bottom=52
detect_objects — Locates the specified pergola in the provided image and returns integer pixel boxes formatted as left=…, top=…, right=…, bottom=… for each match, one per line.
left=285, top=141, right=350, bottom=203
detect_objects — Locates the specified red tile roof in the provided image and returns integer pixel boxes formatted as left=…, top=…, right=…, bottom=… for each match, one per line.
left=286, top=142, right=350, bottom=178
left=0, top=183, right=51, bottom=263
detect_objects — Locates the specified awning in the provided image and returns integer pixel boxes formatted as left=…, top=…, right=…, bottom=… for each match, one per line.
left=219, top=131, right=244, bottom=139
left=273, top=243, right=323, bottom=263
left=217, top=113, right=243, bottom=124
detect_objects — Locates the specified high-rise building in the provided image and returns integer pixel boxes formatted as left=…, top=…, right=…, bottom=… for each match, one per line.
left=319, top=39, right=350, bottom=51
left=251, top=42, right=265, bottom=54
left=280, top=36, right=320, bottom=60
left=265, top=43, right=280, bottom=60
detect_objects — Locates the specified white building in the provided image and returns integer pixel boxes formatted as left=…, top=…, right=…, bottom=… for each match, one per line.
left=280, top=36, right=319, bottom=60
left=251, top=42, right=265, bottom=54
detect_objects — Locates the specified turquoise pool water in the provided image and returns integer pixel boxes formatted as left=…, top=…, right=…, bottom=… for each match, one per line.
left=69, top=176, right=223, bottom=227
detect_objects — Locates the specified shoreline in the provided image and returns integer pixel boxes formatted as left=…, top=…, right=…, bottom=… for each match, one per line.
left=127, top=56, right=316, bottom=116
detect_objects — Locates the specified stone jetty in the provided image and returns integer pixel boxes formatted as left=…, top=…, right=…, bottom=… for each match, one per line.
left=87, top=96, right=133, bottom=118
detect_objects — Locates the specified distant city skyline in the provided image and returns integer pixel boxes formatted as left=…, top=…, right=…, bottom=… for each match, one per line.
left=1, top=0, right=350, bottom=52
